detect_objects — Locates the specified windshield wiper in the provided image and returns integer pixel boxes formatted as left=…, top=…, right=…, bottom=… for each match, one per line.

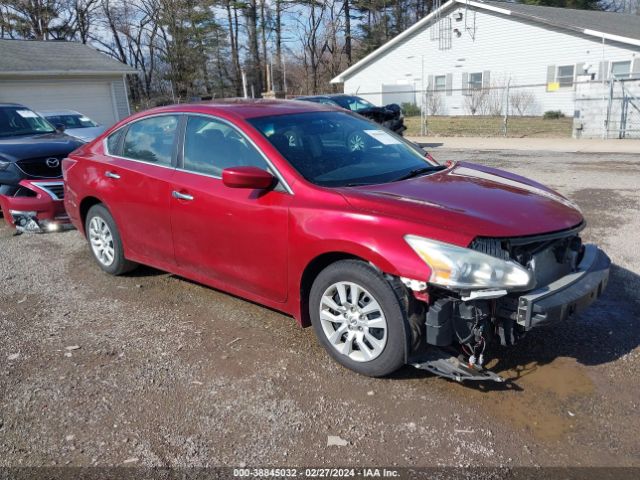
left=393, top=165, right=444, bottom=182
left=343, top=182, right=375, bottom=187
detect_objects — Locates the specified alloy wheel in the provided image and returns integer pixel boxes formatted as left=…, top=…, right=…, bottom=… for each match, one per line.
left=88, top=216, right=115, bottom=267
left=319, top=281, right=388, bottom=362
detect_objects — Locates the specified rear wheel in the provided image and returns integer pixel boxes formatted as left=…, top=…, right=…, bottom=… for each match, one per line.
left=309, top=260, right=408, bottom=377
left=85, top=204, right=137, bottom=275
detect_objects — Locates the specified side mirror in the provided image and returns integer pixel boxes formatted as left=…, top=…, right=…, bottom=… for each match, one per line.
left=55, top=124, right=66, bottom=133
left=222, top=166, right=275, bottom=190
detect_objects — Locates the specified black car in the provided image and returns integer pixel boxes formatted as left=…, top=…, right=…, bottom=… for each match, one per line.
left=0, top=103, right=84, bottom=195
left=296, top=94, right=406, bottom=135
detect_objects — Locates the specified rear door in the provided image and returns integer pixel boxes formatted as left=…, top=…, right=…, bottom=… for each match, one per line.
left=170, top=114, right=291, bottom=303
left=97, top=114, right=179, bottom=266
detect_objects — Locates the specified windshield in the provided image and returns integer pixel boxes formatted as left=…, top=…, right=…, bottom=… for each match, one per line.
left=248, top=111, right=440, bottom=187
left=0, top=106, right=55, bottom=137
left=44, top=114, right=98, bottom=129
left=331, top=96, right=375, bottom=112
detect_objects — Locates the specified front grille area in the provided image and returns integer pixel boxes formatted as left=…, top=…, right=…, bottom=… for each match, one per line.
left=471, top=230, right=584, bottom=287
left=44, top=183, right=65, bottom=199
left=32, top=182, right=65, bottom=200
left=16, top=157, right=63, bottom=178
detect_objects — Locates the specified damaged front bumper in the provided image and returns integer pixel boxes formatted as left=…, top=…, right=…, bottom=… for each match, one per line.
left=414, top=244, right=611, bottom=383
left=503, top=245, right=610, bottom=330
left=0, top=180, right=71, bottom=233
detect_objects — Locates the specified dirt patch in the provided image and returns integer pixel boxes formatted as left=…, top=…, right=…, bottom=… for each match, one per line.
left=569, top=188, right=638, bottom=241
left=2, top=150, right=640, bottom=467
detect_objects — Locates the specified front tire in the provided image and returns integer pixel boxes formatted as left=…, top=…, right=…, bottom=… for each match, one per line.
left=309, top=260, right=408, bottom=377
left=85, top=204, right=137, bottom=275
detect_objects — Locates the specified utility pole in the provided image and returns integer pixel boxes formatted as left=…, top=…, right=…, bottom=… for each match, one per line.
left=241, top=70, right=248, bottom=98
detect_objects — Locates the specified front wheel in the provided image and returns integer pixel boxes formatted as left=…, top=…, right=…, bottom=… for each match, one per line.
left=309, top=260, right=408, bottom=377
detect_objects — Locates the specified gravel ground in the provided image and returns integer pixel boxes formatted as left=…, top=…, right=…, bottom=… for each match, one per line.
left=1, top=149, right=639, bottom=469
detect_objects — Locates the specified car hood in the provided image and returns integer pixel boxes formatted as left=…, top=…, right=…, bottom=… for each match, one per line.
left=65, top=126, right=106, bottom=142
left=338, top=161, right=583, bottom=241
left=0, top=132, right=83, bottom=162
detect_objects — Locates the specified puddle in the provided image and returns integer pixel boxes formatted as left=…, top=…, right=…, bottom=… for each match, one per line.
left=458, top=357, right=594, bottom=441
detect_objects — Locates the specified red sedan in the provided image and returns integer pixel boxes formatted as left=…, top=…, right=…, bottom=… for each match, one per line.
left=63, top=100, right=610, bottom=381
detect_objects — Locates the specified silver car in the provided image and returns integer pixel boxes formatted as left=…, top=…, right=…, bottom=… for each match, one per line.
left=38, top=110, right=106, bottom=143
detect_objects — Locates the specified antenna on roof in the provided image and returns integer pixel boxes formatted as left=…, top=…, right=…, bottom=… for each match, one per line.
left=465, top=0, right=477, bottom=40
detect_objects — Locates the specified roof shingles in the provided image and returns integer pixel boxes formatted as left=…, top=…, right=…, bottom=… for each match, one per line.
left=0, top=39, right=137, bottom=75
left=484, top=1, right=640, bottom=41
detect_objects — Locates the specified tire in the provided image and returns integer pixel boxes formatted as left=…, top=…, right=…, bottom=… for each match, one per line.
left=309, top=260, right=410, bottom=377
left=85, top=204, right=137, bottom=275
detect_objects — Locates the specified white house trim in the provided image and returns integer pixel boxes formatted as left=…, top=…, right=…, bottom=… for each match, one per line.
left=583, top=29, right=640, bottom=48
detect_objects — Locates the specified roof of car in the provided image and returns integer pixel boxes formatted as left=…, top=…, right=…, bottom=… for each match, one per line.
left=144, top=99, right=337, bottom=119
left=39, top=110, right=83, bottom=116
left=298, top=94, right=352, bottom=99
left=0, top=102, right=27, bottom=108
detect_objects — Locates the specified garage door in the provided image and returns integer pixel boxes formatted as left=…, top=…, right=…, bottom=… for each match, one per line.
left=0, top=80, right=117, bottom=127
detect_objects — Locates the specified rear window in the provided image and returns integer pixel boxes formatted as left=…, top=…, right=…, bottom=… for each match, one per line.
left=46, top=114, right=98, bottom=128
left=106, top=129, right=125, bottom=155
left=121, top=115, right=179, bottom=166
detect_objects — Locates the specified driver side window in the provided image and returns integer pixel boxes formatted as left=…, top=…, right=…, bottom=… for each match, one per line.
left=183, top=116, right=269, bottom=177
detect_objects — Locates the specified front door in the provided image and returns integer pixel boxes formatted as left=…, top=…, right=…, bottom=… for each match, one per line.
left=170, top=114, right=291, bottom=303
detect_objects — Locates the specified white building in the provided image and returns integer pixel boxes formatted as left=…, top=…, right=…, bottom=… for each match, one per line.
left=331, top=1, right=640, bottom=117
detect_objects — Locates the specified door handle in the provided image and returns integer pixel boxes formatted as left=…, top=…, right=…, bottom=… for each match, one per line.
left=105, top=171, right=120, bottom=179
left=172, top=191, right=194, bottom=201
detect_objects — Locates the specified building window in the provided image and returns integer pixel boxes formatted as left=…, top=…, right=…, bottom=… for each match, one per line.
left=611, top=61, right=631, bottom=79
left=557, top=65, right=575, bottom=87
left=434, top=75, right=446, bottom=91
left=469, top=72, right=483, bottom=90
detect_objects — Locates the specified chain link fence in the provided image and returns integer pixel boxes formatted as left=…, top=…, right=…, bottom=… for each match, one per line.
left=338, top=78, right=640, bottom=139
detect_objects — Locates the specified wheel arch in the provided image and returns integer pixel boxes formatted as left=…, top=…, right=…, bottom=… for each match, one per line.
left=298, top=250, right=398, bottom=328
left=79, top=196, right=105, bottom=236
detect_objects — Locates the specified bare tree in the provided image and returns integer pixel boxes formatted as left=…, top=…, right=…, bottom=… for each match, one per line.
left=2, top=0, right=70, bottom=39
left=244, top=0, right=263, bottom=96
left=463, top=89, right=488, bottom=116
left=510, top=89, right=537, bottom=116
left=426, top=92, right=442, bottom=115
left=224, top=0, right=242, bottom=96
left=293, top=0, right=328, bottom=94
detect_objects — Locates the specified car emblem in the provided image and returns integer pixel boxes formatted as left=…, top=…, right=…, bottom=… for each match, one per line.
left=46, top=158, right=60, bottom=168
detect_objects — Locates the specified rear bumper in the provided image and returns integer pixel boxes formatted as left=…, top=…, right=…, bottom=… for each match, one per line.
left=0, top=180, right=70, bottom=233
left=515, top=245, right=610, bottom=329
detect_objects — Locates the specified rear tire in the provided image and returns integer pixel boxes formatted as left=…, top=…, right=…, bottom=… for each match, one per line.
left=309, top=260, right=408, bottom=377
left=85, top=204, right=137, bottom=275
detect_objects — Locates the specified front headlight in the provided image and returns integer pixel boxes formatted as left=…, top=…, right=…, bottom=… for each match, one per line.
left=405, top=235, right=533, bottom=290
left=0, top=160, right=11, bottom=170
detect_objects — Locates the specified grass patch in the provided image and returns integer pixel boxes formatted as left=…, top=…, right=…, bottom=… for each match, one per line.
left=404, top=115, right=573, bottom=138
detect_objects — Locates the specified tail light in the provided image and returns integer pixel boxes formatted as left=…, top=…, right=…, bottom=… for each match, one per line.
left=61, top=157, right=77, bottom=181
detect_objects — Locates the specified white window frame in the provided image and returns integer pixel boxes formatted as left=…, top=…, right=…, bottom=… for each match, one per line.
left=468, top=72, right=483, bottom=90
left=434, top=75, right=446, bottom=92
left=611, top=60, right=631, bottom=80
left=556, top=65, right=575, bottom=88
